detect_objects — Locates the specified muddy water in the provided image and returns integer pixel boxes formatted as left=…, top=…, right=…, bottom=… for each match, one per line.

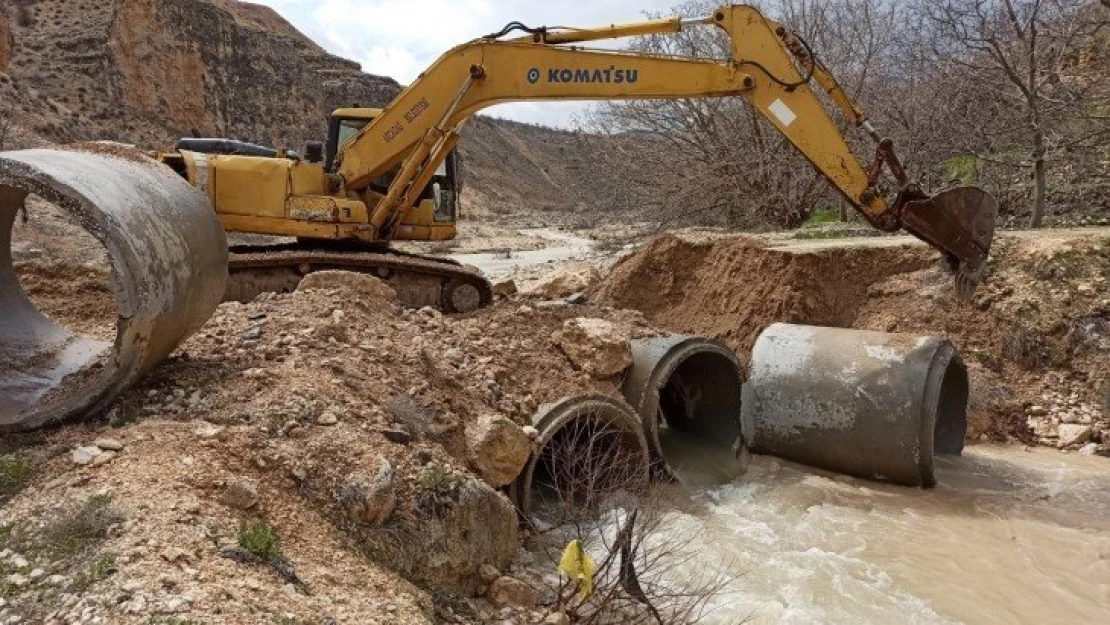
left=449, top=227, right=595, bottom=279
left=648, top=445, right=1109, bottom=624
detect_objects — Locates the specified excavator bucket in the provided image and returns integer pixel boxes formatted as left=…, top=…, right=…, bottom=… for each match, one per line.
left=899, top=186, right=998, bottom=301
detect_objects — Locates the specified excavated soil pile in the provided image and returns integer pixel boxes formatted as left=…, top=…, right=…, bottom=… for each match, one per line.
left=596, top=233, right=1109, bottom=441
left=594, top=234, right=936, bottom=355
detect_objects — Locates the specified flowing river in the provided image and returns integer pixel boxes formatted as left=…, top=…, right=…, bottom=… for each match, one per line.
left=449, top=227, right=596, bottom=279
left=646, top=445, right=1109, bottom=624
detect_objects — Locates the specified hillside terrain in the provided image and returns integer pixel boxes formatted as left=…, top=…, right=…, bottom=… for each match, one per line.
left=0, top=0, right=654, bottom=225
left=1, top=0, right=397, bottom=149
left=4, top=1, right=1102, bottom=230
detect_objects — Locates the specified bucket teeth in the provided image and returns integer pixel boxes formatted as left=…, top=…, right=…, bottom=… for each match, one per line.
left=900, top=186, right=998, bottom=300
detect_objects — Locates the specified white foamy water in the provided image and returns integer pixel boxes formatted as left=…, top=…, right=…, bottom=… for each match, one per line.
left=641, top=445, right=1110, bottom=624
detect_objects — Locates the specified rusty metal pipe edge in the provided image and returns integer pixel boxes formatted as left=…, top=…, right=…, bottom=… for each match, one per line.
left=509, top=394, right=650, bottom=523
left=741, top=323, right=968, bottom=488
left=0, top=147, right=227, bottom=432
left=622, top=335, right=747, bottom=486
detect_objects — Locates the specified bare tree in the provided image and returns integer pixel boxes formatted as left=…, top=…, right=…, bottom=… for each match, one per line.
left=587, top=0, right=1106, bottom=230
left=589, top=0, right=909, bottom=230
left=918, top=0, right=1106, bottom=227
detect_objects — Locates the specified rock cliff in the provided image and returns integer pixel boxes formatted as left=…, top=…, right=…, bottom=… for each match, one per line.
left=1, top=0, right=399, bottom=148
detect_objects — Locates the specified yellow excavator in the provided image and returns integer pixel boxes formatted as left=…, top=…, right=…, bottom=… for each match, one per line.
left=158, top=4, right=998, bottom=311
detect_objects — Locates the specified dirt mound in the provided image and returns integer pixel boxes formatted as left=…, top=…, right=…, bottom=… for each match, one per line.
left=595, top=234, right=935, bottom=356
left=596, top=232, right=1109, bottom=441
left=0, top=252, right=663, bottom=623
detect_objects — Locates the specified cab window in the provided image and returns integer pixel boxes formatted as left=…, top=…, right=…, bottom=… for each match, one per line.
left=431, top=155, right=457, bottom=222
left=337, top=118, right=368, bottom=148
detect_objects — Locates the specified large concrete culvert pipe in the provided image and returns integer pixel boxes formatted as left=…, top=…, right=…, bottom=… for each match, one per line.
left=622, top=336, right=747, bottom=487
left=0, top=147, right=227, bottom=432
left=742, top=323, right=969, bottom=488
left=510, top=395, right=651, bottom=523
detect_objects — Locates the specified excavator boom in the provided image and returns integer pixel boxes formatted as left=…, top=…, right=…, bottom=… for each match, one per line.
left=335, top=5, right=997, bottom=298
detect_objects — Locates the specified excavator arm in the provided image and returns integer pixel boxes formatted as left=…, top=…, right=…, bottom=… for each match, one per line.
left=335, top=5, right=997, bottom=298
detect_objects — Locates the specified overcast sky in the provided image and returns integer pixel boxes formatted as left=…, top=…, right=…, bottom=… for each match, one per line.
left=247, top=0, right=679, bottom=127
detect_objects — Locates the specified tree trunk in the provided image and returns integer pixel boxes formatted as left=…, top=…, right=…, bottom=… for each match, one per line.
left=1029, top=128, right=1047, bottom=228
left=838, top=199, right=849, bottom=222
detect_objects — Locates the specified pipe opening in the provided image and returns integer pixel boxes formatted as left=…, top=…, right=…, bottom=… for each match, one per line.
left=933, top=355, right=969, bottom=455
left=0, top=147, right=228, bottom=433
left=512, top=395, right=650, bottom=525
left=531, top=417, right=647, bottom=519
left=623, top=337, right=746, bottom=487
left=0, top=190, right=120, bottom=426
left=655, top=351, right=744, bottom=484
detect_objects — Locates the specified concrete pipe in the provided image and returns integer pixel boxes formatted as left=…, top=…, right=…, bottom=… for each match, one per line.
left=742, top=323, right=968, bottom=488
left=622, top=336, right=747, bottom=486
left=0, top=147, right=227, bottom=432
left=510, top=394, right=650, bottom=522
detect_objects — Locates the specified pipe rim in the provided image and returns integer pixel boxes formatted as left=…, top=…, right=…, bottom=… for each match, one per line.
left=917, top=340, right=968, bottom=487
left=511, top=394, right=650, bottom=522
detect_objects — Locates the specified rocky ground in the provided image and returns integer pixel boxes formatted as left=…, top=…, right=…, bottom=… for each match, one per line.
left=2, top=202, right=665, bottom=624
left=2, top=197, right=1108, bottom=624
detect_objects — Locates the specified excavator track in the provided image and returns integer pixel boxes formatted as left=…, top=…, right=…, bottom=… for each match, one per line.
left=226, top=243, right=492, bottom=313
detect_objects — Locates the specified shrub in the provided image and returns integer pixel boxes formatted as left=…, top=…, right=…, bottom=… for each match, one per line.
left=0, top=454, right=32, bottom=497
left=41, top=493, right=123, bottom=558
left=237, top=521, right=281, bottom=560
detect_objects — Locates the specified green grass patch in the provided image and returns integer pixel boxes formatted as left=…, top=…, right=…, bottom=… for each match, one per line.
left=237, top=521, right=282, bottom=561
left=802, top=207, right=842, bottom=227
left=942, top=154, right=980, bottom=184
left=791, top=229, right=847, bottom=240
left=0, top=454, right=32, bottom=497
left=71, top=553, right=117, bottom=592
left=41, top=493, right=124, bottom=558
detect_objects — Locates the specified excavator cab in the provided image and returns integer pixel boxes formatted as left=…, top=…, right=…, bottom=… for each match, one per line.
left=326, top=108, right=460, bottom=240
left=325, top=108, right=379, bottom=172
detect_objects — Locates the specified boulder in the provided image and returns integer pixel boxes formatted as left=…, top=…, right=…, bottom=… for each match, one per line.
left=553, top=317, right=632, bottom=378
left=524, top=264, right=601, bottom=299
left=335, top=456, right=396, bottom=525
left=488, top=576, right=537, bottom=608
left=468, top=414, right=532, bottom=487
left=94, top=437, right=125, bottom=451
left=1057, top=424, right=1092, bottom=448
left=297, top=270, right=397, bottom=301
left=72, top=446, right=103, bottom=465
left=491, top=279, right=518, bottom=297
left=359, top=476, right=518, bottom=594
left=478, top=563, right=501, bottom=583
left=221, top=480, right=260, bottom=510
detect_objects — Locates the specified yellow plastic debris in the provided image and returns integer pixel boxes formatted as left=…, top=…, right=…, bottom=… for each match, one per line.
left=558, top=539, right=596, bottom=600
